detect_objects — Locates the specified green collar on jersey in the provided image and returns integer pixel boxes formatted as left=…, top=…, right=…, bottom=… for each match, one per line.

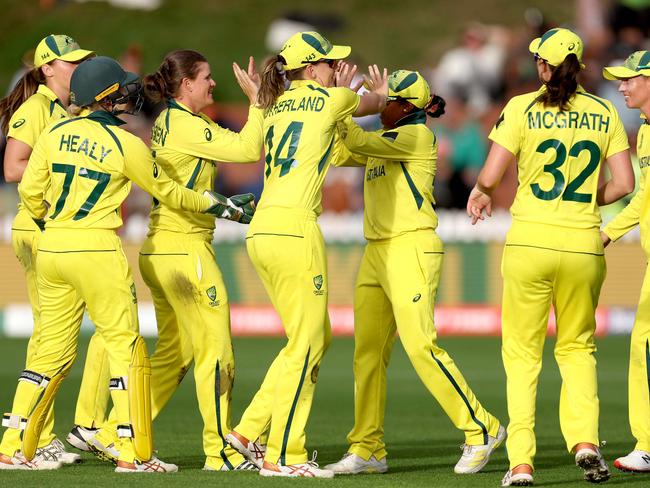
left=167, top=98, right=201, bottom=116
left=87, top=110, right=126, bottom=126
left=394, top=109, right=426, bottom=128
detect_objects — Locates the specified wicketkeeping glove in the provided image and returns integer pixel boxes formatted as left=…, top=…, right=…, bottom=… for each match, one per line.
left=203, top=191, right=256, bottom=224
left=229, top=193, right=256, bottom=218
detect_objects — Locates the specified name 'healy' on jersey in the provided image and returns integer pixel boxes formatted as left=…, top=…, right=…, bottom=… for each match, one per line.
left=58, top=132, right=113, bottom=163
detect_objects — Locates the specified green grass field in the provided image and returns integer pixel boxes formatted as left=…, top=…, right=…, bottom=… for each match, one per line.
left=0, top=335, right=646, bottom=487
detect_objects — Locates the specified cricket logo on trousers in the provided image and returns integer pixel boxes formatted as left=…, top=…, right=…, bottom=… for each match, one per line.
left=130, top=283, right=137, bottom=304
left=206, top=286, right=220, bottom=306
left=313, top=274, right=324, bottom=296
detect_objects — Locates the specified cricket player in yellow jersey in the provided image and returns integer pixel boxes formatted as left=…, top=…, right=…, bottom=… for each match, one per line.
left=601, top=51, right=650, bottom=473
left=85, top=49, right=261, bottom=471
left=0, top=34, right=98, bottom=466
left=467, top=29, right=634, bottom=486
left=224, top=31, right=388, bottom=478
left=324, top=70, right=505, bottom=476
left=0, top=56, right=245, bottom=472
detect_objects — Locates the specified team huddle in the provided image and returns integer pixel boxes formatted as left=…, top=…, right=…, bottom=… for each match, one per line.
left=0, top=26, right=648, bottom=486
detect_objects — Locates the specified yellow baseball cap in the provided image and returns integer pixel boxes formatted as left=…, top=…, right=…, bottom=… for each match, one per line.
left=603, top=51, right=650, bottom=80
left=279, top=31, right=350, bottom=70
left=387, top=70, right=431, bottom=109
left=528, top=27, right=584, bottom=68
left=34, top=34, right=94, bottom=68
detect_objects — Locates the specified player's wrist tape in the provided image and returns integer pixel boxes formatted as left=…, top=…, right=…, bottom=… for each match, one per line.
left=117, top=424, right=135, bottom=438
left=2, top=413, right=27, bottom=430
left=18, top=370, right=50, bottom=388
left=109, top=376, right=128, bottom=390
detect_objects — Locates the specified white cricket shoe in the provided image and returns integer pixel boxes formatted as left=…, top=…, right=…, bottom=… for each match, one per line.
left=225, top=432, right=266, bottom=469
left=259, top=452, right=334, bottom=478
left=501, top=469, right=534, bottom=486
left=614, top=450, right=650, bottom=472
left=66, top=425, right=98, bottom=452
left=0, top=451, right=62, bottom=470
left=38, top=438, right=81, bottom=464
left=115, top=456, right=178, bottom=473
left=575, top=448, right=610, bottom=483
left=324, top=452, right=387, bottom=474
left=87, top=436, right=120, bottom=464
left=454, top=425, right=507, bottom=474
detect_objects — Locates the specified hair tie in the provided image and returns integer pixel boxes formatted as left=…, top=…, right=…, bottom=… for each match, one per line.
left=275, top=61, right=285, bottom=74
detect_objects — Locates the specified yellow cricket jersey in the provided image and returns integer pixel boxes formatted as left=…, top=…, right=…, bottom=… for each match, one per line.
left=19, top=110, right=211, bottom=243
left=490, top=85, right=629, bottom=251
left=604, top=120, right=650, bottom=254
left=148, top=99, right=263, bottom=239
left=7, top=85, right=67, bottom=148
left=252, top=80, right=359, bottom=227
left=339, top=112, right=439, bottom=241
left=7, top=85, right=68, bottom=225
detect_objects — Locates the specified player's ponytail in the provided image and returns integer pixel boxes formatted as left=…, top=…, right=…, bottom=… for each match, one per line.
left=144, top=49, right=207, bottom=104
left=258, top=55, right=287, bottom=110
left=538, top=53, right=581, bottom=112
left=0, top=68, right=43, bottom=135
left=258, top=55, right=306, bottom=110
left=424, top=94, right=446, bottom=119
left=143, top=71, right=169, bottom=104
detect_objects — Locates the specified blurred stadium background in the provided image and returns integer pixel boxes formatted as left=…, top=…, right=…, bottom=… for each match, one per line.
left=0, top=0, right=649, bottom=339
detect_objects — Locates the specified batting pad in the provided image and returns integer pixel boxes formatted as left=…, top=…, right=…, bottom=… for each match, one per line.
left=129, top=336, right=153, bottom=461
left=22, top=360, right=74, bottom=460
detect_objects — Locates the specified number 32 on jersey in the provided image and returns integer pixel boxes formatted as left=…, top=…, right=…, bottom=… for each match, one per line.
left=531, top=138, right=600, bottom=203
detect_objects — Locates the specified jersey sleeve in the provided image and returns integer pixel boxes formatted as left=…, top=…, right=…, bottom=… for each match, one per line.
left=17, top=133, right=50, bottom=219
left=604, top=105, right=630, bottom=158
left=488, top=98, right=523, bottom=156
left=166, top=107, right=263, bottom=162
left=339, top=117, right=423, bottom=161
left=330, top=133, right=368, bottom=167
left=603, top=168, right=645, bottom=241
left=329, top=88, right=361, bottom=121
left=7, top=100, right=47, bottom=148
left=121, top=136, right=211, bottom=213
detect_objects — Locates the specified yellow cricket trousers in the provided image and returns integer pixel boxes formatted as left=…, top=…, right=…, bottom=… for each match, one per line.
left=501, top=240, right=605, bottom=469
left=234, top=208, right=332, bottom=465
left=11, top=209, right=108, bottom=443
left=347, top=230, right=500, bottom=461
left=73, top=332, right=110, bottom=429
left=138, top=231, right=244, bottom=469
left=10, top=208, right=54, bottom=448
left=0, top=229, right=141, bottom=463
left=628, top=262, right=650, bottom=452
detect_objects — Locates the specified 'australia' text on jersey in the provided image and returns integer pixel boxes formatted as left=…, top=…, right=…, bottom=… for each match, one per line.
left=366, top=165, right=386, bottom=181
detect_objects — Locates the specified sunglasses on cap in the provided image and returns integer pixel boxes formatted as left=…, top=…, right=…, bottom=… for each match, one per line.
left=312, top=59, right=337, bottom=68
left=533, top=53, right=548, bottom=63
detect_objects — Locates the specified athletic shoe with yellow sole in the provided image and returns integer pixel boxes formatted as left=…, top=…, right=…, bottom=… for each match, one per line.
left=324, top=452, right=387, bottom=474
left=66, top=425, right=98, bottom=452
left=454, top=425, right=507, bottom=474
